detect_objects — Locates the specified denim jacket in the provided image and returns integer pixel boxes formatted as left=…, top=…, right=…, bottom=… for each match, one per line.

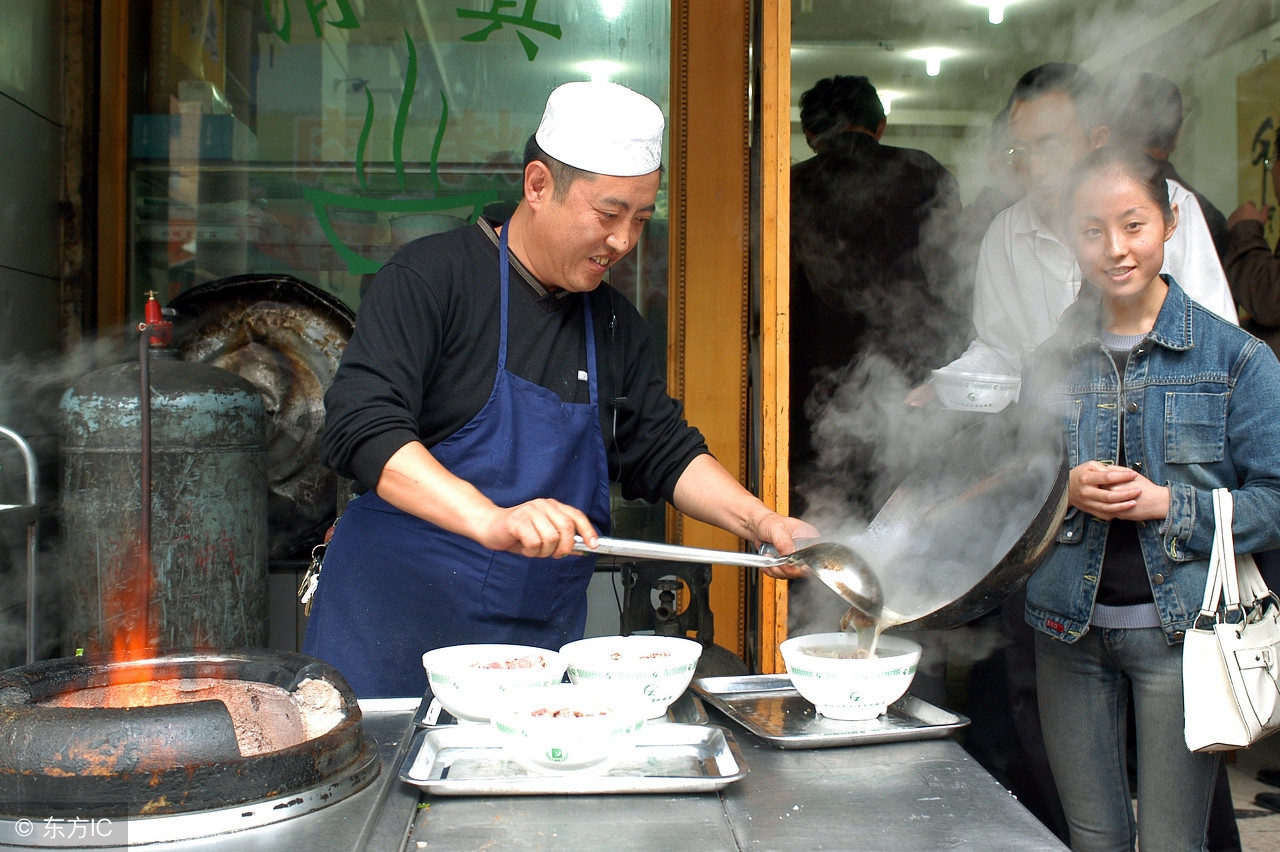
left=1022, top=277, right=1280, bottom=644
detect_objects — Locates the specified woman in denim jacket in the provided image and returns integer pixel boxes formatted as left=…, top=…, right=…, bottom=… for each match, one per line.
left=1023, top=145, right=1280, bottom=851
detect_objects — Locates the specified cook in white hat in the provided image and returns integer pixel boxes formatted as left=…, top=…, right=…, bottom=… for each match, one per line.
left=305, top=79, right=817, bottom=699
left=503, top=80, right=666, bottom=293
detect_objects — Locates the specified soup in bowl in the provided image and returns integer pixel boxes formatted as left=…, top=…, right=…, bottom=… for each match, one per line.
left=779, top=632, right=921, bottom=721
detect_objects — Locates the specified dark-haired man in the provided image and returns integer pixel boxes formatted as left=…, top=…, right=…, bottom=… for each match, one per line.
left=305, top=81, right=817, bottom=698
left=1107, top=71, right=1230, bottom=258
left=789, top=74, right=966, bottom=520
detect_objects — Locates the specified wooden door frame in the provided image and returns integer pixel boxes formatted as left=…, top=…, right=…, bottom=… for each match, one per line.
left=98, top=0, right=129, bottom=331
left=756, top=0, right=792, bottom=674
left=668, top=0, right=790, bottom=672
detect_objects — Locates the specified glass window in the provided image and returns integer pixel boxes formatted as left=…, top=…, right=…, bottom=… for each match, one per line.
left=129, top=0, right=670, bottom=320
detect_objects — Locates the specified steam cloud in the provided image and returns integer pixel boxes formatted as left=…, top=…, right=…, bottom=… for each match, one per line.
left=0, top=333, right=134, bottom=667
left=785, top=0, right=1242, bottom=637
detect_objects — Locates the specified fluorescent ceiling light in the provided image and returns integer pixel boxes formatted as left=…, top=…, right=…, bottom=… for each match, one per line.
left=878, top=89, right=904, bottom=115
left=576, top=60, right=623, bottom=82
left=907, top=47, right=958, bottom=77
left=972, top=0, right=1018, bottom=24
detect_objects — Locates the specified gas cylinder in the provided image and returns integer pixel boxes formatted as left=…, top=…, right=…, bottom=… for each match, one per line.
left=59, top=342, right=269, bottom=652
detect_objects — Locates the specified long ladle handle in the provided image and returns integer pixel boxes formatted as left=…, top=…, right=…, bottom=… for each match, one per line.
left=573, top=535, right=784, bottom=569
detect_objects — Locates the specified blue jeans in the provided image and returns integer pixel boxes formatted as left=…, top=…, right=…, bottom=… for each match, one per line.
left=1035, top=628, right=1220, bottom=852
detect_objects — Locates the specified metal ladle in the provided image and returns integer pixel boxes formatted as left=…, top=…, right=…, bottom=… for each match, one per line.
left=572, top=535, right=885, bottom=628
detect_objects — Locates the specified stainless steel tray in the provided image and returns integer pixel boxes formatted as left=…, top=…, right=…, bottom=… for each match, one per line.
left=399, top=722, right=747, bottom=795
left=412, top=684, right=709, bottom=727
left=692, top=674, right=969, bottom=749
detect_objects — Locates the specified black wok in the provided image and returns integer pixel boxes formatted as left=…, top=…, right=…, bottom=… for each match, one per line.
left=846, top=405, right=1069, bottom=631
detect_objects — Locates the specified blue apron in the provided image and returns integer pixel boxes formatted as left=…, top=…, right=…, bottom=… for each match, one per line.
left=303, top=228, right=612, bottom=697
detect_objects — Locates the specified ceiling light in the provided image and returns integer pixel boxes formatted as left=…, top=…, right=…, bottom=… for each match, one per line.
left=576, top=60, right=623, bottom=82
left=877, top=89, right=904, bottom=116
left=972, top=0, right=1017, bottom=24
left=907, top=47, right=958, bottom=77
left=600, top=0, right=626, bottom=20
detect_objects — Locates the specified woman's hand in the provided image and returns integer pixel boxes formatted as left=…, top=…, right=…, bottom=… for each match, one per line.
left=1068, top=461, right=1169, bottom=522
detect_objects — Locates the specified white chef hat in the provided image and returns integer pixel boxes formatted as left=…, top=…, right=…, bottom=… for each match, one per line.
left=535, top=81, right=664, bottom=177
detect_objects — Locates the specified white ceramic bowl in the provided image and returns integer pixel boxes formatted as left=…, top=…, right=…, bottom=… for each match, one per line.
left=931, top=368, right=1020, bottom=412
left=559, top=635, right=703, bottom=719
left=490, top=683, right=647, bottom=775
left=779, top=632, right=922, bottom=721
left=420, top=644, right=566, bottom=723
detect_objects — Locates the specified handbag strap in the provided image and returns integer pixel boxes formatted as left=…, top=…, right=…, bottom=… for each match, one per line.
left=1215, top=488, right=1243, bottom=610
left=1200, top=489, right=1230, bottom=614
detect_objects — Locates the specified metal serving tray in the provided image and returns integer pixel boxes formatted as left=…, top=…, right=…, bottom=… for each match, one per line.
left=412, top=684, right=709, bottom=727
left=691, top=674, right=969, bottom=749
left=399, top=722, right=747, bottom=795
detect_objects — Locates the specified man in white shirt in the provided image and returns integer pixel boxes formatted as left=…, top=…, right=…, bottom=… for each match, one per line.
left=908, top=63, right=1236, bottom=396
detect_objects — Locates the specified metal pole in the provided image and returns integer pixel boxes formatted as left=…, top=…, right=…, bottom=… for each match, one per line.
left=0, top=425, right=39, bottom=664
left=138, top=324, right=153, bottom=650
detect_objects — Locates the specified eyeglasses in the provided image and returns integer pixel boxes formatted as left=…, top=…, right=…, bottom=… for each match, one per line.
left=1003, top=138, right=1073, bottom=167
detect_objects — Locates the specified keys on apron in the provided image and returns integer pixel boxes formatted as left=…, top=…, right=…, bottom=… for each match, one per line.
left=298, top=542, right=325, bottom=616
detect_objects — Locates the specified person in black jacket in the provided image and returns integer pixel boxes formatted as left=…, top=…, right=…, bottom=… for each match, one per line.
left=788, top=74, right=969, bottom=522
left=304, top=81, right=817, bottom=697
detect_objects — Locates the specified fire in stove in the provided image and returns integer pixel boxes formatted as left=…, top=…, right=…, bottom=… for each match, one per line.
left=0, top=648, right=377, bottom=835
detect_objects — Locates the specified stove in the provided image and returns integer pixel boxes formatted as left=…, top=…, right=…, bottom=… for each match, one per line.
left=0, top=649, right=387, bottom=847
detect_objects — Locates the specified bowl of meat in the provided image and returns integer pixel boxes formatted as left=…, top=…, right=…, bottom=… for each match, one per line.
left=489, top=682, right=647, bottom=774
left=558, top=635, right=703, bottom=719
left=421, top=643, right=566, bottom=723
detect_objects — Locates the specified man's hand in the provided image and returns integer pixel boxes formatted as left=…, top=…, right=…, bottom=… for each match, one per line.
left=479, top=499, right=599, bottom=558
left=1229, top=200, right=1271, bottom=230
left=904, top=382, right=937, bottom=407
left=750, top=512, right=820, bottom=579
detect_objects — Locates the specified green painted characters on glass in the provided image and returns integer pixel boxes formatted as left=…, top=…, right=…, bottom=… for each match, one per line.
left=260, top=2, right=566, bottom=276
left=458, top=0, right=563, bottom=61
left=263, top=0, right=360, bottom=43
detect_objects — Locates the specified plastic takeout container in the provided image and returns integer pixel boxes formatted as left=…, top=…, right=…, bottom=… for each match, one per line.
left=930, top=368, right=1020, bottom=412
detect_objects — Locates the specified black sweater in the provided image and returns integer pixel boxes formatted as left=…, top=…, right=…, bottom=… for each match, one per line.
left=321, top=219, right=709, bottom=505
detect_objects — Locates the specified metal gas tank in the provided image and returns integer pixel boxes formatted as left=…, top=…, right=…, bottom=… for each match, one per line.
left=59, top=352, right=268, bottom=651
left=169, top=274, right=355, bottom=560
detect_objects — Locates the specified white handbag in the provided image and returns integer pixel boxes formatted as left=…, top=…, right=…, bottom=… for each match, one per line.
left=1183, top=488, right=1280, bottom=752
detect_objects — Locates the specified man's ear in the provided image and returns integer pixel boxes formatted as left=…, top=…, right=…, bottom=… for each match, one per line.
left=524, top=160, right=554, bottom=207
left=873, top=119, right=886, bottom=141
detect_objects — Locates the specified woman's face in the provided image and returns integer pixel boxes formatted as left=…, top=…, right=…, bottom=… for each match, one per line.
left=1068, top=170, right=1176, bottom=307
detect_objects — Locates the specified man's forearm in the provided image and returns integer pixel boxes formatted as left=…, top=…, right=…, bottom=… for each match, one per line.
left=670, top=454, right=777, bottom=543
